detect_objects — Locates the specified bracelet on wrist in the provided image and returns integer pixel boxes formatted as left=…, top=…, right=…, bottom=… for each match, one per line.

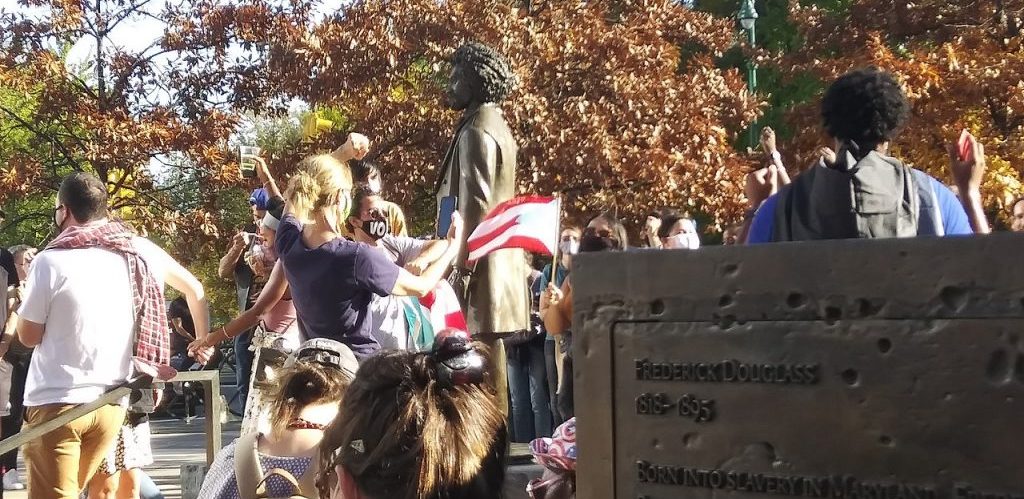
left=207, top=326, right=225, bottom=343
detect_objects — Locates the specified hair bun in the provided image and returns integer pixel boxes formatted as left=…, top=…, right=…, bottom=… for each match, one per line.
left=434, top=329, right=471, bottom=355
left=431, top=329, right=485, bottom=388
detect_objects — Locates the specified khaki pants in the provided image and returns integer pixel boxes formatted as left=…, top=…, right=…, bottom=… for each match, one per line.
left=23, top=403, right=127, bottom=499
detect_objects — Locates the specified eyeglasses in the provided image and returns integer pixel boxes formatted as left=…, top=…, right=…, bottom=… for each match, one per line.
left=584, top=227, right=612, bottom=238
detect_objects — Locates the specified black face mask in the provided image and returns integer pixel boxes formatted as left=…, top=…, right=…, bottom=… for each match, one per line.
left=580, top=233, right=619, bottom=253
left=362, top=218, right=390, bottom=241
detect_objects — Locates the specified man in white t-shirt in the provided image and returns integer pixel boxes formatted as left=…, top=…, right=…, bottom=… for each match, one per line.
left=14, top=172, right=212, bottom=498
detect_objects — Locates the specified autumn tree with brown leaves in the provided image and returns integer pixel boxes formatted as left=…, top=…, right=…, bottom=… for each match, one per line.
left=781, top=0, right=1024, bottom=217
left=252, top=0, right=763, bottom=229
left=0, top=0, right=318, bottom=316
left=0, top=0, right=308, bottom=242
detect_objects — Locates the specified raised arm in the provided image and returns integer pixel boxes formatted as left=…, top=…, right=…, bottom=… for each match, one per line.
left=218, top=232, right=247, bottom=279
left=761, top=127, right=792, bottom=185
left=947, top=138, right=991, bottom=234
left=191, top=261, right=289, bottom=357
left=330, top=133, right=370, bottom=165
left=739, top=165, right=780, bottom=244
left=403, top=239, right=451, bottom=275
left=391, top=214, right=463, bottom=298
left=254, top=157, right=282, bottom=200
left=283, top=133, right=370, bottom=220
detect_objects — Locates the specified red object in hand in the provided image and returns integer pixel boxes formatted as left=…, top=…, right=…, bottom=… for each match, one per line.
left=958, top=129, right=974, bottom=162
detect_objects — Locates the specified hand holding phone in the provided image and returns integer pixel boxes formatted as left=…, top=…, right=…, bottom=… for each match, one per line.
left=947, top=130, right=986, bottom=193
left=958, top=129, right=974, bottom=162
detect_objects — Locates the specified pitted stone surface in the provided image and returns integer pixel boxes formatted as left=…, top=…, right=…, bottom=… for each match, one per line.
left=574, top=234, right=1024, bottom=499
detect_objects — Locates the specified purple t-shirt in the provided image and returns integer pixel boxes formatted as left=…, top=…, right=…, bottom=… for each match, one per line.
left=276, top=214, right=401, bottom=358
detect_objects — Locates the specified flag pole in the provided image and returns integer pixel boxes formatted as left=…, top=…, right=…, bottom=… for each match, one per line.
left=551, top=193, right=562, bottom=285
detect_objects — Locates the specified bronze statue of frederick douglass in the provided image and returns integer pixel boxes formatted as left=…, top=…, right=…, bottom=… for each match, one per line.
left=436, top=42, right=529, bottom=414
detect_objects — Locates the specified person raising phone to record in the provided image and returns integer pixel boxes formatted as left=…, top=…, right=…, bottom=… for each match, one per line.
left=745, top=67, right=989, bottom=243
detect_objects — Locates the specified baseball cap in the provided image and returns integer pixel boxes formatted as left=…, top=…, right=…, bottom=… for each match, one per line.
left=530, top=417, right=577, bottom=472
left=284, top=338, right=359, bottom=379
left=249, top=188, right=270, bottom=210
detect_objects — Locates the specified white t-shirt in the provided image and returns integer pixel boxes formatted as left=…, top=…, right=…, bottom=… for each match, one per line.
left=18, top=236, right=168, bottom=407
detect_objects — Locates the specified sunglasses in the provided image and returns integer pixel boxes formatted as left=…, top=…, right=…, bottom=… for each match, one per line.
left=584, top=227, right=613, bottom=239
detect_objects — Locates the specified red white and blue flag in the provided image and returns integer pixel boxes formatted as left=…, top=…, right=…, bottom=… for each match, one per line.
left=466, top=195, right=560, bottom=263
left=403, top=280, right=467, bottom=352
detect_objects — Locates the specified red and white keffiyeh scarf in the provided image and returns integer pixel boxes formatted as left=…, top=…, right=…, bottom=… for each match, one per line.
left=46, top=221, right=174, bottom=380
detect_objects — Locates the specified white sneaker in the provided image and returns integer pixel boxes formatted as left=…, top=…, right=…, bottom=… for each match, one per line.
left=3, top=468, right=25, bottom=490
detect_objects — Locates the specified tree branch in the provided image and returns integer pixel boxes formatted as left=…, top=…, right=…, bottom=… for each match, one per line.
left=0, top=105, right=82, bottom=171
left=0, top=212, right=51, bottom=234
left=110, top=43, right=176, bottom=98
left=102, top=0, right=157, bottom=35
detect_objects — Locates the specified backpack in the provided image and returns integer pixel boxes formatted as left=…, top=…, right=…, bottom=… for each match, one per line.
left=234, top=432, right=319, bottom=499
left=772, top=150, right=943, bottom=241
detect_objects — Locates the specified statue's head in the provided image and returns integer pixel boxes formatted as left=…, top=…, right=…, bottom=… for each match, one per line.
left=446, top=42, right=515, bottom=111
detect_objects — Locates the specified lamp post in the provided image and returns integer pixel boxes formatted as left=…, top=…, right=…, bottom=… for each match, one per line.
left=738, top=0, right=759, bottom=148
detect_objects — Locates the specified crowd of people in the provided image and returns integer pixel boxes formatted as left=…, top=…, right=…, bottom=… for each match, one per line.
left=0, top=64, right=1013, bottom=499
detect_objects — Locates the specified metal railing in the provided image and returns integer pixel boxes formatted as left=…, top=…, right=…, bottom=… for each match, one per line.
left=0, top=370, right=223, bottom=465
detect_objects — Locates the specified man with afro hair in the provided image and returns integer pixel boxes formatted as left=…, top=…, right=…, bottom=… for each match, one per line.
left=434, top=42, right=529, bottom=415
left=747, top=67, right=988, bottom=242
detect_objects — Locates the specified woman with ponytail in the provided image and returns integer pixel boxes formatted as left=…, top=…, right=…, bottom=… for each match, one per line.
left=276, top=134, right=463, bottom=359
left=318, top=329, right=507, bottom=499
left=199, top=339, right=358, bottom=498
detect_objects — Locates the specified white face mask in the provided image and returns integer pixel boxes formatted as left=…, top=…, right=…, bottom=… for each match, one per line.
left=666, top=232, right=700, bottom=250
left=559, top=240, right=579, bottom=255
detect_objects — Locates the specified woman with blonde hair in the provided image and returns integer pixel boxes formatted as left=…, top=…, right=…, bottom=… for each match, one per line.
left=275, top=134, right=463, bottom=359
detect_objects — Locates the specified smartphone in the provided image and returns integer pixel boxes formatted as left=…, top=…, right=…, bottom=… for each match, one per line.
left=242, top=232, right=262, bottom=247
left=436, top=196, right=458, bottom=238
left=958, top=129, right=974, bottom=162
